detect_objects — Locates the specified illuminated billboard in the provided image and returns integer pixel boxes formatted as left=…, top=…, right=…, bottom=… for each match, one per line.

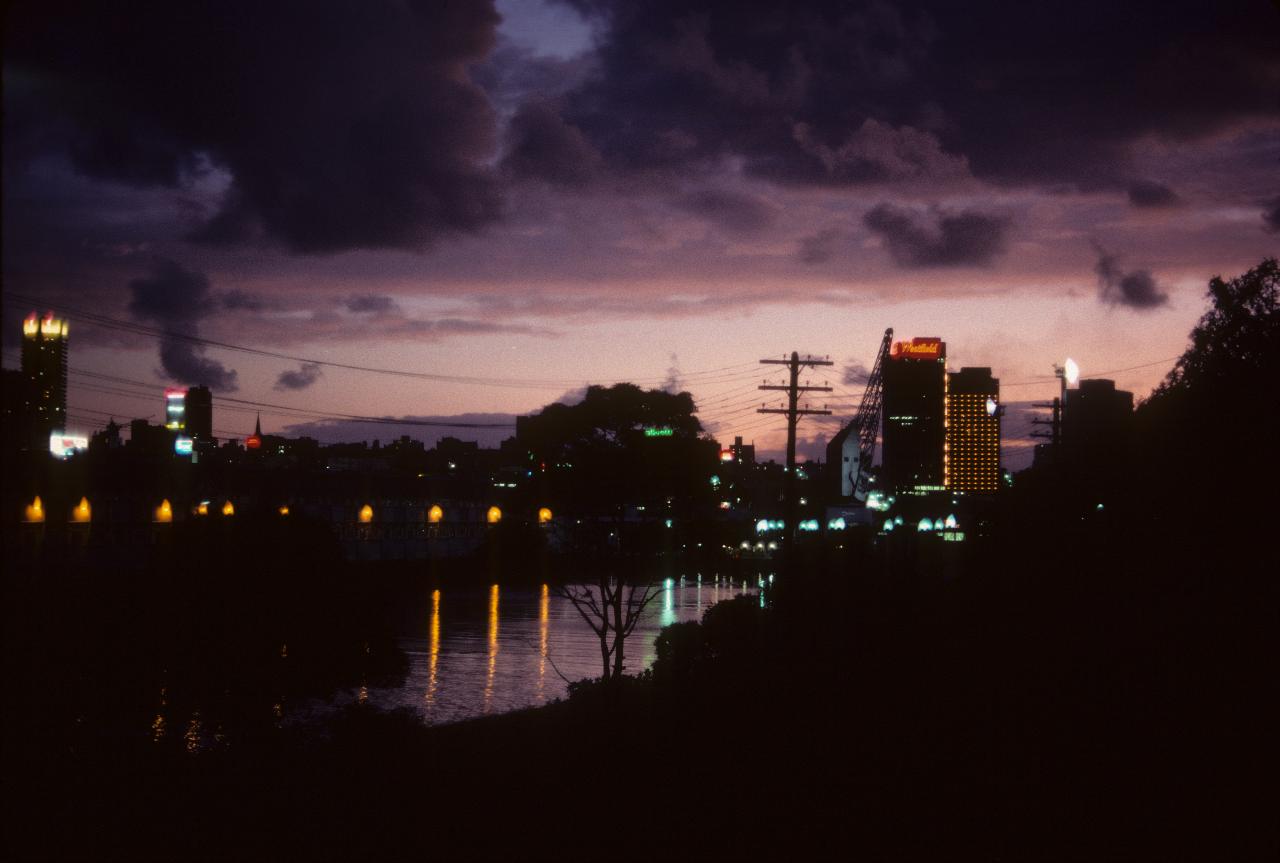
left=890, top=337, right=945, bottom=361
left=49, top=433, right=89, bottom=459
left=175, top=436, right=194, bottom=456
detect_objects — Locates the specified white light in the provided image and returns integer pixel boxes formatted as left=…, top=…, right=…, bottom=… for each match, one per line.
left=1064, top=358, right=1080, bottom=385
left=986, top=397, right=998, bottom=416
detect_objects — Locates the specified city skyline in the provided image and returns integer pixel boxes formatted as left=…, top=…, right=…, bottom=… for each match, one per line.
left=4, top=1, right=1276, bottom=468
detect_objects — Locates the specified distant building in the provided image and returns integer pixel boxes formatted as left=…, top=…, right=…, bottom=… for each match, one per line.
left=21, top=311, right=68, bottom=446
left=1062, top=379, right=1133, bottom=486
left=945, top=367, right=1001, bottom=493
left=165, top=387, right=186, bottom=430
left=882, top=337, right=947, bottom=493
left=730, top=435, right=755, bottom=466
left=185, top=386, right=213, bottom=441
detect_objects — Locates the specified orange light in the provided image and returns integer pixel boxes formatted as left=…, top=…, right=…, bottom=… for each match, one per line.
left=278, top=506, right=290, bottom=516
left=221, top=500, right=235, bottom=517
left=428, top=504, right=443, bottom=524
left=359, top=504, right=374, bottom=523
left=196, top=502, right=209, bottom=516
left=72, top=497, right=91, bottom=523
left=538, top=507, right=553, bottom=524
left=24, top=496, right=45, bottom=523
left=22, top=313, right=38, bottom=337
left=487, top=506, right=502, bottom=524
left=245, top=435, right=261, bottom=450
left=154, top=499, right=173, bottom=523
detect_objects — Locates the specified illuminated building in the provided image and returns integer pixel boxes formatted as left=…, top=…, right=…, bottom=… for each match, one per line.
left=882, top=337, right=946, bottom=493
left=945, top=367, right=1001, bottom=493
left=245, top=413, right=263, bottom=450
left=165, top=388, right=186, bottom=430
left=184, top=385, right=213, bottom=440
left=21, top=311, right=68, bottom=445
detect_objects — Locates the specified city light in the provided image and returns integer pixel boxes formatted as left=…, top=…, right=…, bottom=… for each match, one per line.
left=278, top=506, right=290, bottom=516
left=221, top=501, right=235, bottom=517
left=24, top=496, right=45, bottom=523
left=538, top=507, right=553, bottom=523
left=428, top=505, right=444, bottom=524
left=487, top=506, right=502, bottom=524
left=154, top=500, right=173, bottom=523
left=197, top=501, right=209, bottom=516
left=72, top=497, right=91, bottom=523
left=359, top=504, right=374, bottom=523
left=1064, top=357, right=1080, bottom=385
left=174, top=436, right=194, bottom=456
left=49, top=433, right=88, bottom=459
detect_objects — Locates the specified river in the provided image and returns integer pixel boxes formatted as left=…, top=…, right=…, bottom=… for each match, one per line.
left=305, top=574, right=760, bottom=726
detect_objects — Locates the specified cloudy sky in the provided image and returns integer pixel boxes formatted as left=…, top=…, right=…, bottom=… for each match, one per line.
left=3, top=0, right=1277, bottom=467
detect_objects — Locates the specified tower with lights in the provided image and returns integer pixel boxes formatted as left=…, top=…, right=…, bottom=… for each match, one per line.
left=945, top=367, right=1001, bottom=493
left=21, top=311, right=69, bottom=447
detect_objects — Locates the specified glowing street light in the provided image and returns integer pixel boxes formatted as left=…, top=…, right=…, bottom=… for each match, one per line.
left=428, top=504, right=443, bottom=524
left=359, top=504, right=374, bottom=523
left=221, top=500, right=235, bottom=517
left=155, top=499, right=173, bottom=523
left=538, top=507, right=553, bottom=524
left=72, top=497, right=91, bottom=523
left=24, top=496, right=45, bottom=523
left=487, top=506, right=502, bottom=524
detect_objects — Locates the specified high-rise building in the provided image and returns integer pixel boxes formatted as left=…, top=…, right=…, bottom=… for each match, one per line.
left=21, top=311, right=68, bottom=446
left=184, top=385, right=213, bottom=440
left=165, top=387, right=187, bottom=430
left=1062, top=379, right=1133, bottom=483
left=945, top=367, right=1001, bottom=493
left=881, top=337, right=946, bottom=493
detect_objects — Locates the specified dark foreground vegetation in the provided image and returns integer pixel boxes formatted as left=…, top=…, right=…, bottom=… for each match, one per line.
left=4, top=261, right=1277, bottom=860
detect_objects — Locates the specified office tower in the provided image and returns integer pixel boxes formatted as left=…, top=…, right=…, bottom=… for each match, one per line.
left=1062, top=379, right=1133, bottom=483
left=185, top=385, right=213, bottom=440
left=165, top=387, right=187, bottom=430
left=945, top=367, right=1001, bottom=493
left=21, top=311, right=68, bottom=446
left=881, top=337, right=946, bottom=493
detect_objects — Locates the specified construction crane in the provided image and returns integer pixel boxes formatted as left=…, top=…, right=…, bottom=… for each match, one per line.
left=828, top=328, right=893, bottom=504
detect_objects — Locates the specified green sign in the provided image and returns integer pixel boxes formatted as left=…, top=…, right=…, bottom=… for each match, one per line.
left=643, top=426, right=674, bottom=437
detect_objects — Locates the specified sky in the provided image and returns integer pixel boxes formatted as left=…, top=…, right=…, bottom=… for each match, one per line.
left=3, top=0, right=1277, bottom=468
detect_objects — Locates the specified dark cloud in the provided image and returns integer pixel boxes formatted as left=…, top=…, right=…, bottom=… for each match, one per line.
left=6, top=1, right=503, bottom=254
left=797, top=228, right=843, bottom=264
left=344, top=295, right=399, bottom=315
left=502, top=99, right=602, bottom=185
left=842, top=360, right=871, bottom=387
left=544, top=1, right=1276, bottom=190
left=274, top=362, right=323, bottom=392
left=1264, top=197, right=1280, bottom=233
left=127, top=259, right=238, bottom=389
left=1093, top=245, right=1169, bottom=310
left=674, top=189, right=777, bottom=233
left=1127, top=180, right=1181, bottom=208
left=863, top=204, right=1009, bottom=268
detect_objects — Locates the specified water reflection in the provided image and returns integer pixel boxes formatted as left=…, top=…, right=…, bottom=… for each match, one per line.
left=537, top=584, right=549, bottom=701
left=333, top=575, right=754, bottom=728
left=483, top=584, right=499, bottom=713
left=426, top=589, right=441, bottom=709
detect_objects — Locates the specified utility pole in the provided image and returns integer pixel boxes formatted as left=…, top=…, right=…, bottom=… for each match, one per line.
left=759, top=352, right=832, bottom=559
